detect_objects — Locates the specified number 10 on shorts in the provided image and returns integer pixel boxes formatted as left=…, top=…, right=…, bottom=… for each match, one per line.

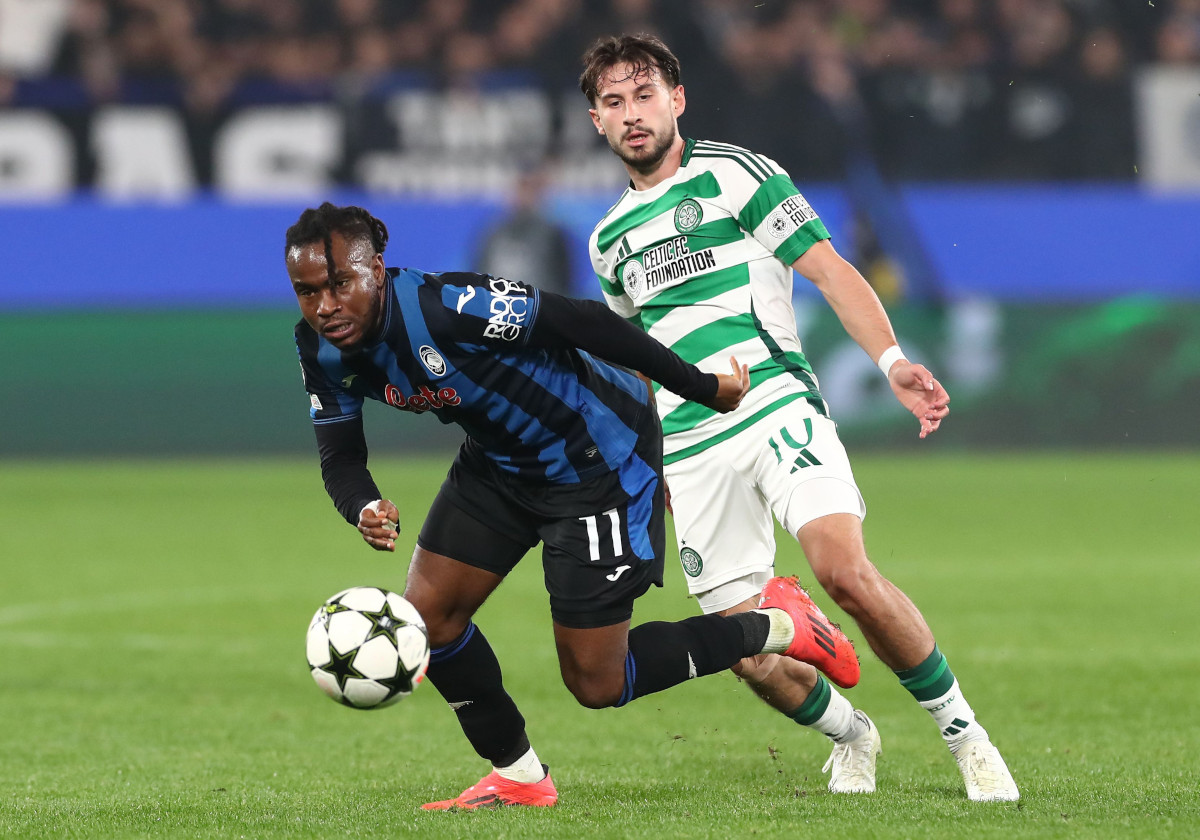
left=768, top=420, right=823, bottom=473
left=579, top=509, right=623, bottom=561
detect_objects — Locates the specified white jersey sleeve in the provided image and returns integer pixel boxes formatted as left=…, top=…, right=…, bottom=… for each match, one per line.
left=588, top=210, right=639, bottom=321
left=688, top=142, right=827, bottom=265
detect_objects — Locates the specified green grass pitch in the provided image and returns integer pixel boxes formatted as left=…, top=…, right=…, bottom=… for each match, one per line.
left=2, top=452, right=1196, bottom=839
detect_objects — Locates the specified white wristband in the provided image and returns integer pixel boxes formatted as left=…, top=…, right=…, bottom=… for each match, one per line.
left=876, top=345, right=907, bottom=378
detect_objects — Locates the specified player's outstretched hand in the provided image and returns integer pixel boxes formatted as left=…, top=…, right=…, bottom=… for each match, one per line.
left=709, top=355, right=750, bottom=413
left=358, top=499, right=400, bottom=552
left=888, top=361, right=950, bottom=438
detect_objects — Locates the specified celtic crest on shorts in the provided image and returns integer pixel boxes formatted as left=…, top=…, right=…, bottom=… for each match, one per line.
left=673, top=198, right=703, bottom=233
left=680, top=547, right=703, bottom=577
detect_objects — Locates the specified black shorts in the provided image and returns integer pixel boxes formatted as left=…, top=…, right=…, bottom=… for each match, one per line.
left=417, top=434, right=666, bottom=629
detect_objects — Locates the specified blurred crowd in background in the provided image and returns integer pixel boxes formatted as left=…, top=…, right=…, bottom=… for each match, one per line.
left=1, top=0, right=1195, bottom=182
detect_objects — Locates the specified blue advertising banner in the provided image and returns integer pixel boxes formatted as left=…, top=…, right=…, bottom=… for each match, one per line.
left=2, top=185, right=1196, bottom=309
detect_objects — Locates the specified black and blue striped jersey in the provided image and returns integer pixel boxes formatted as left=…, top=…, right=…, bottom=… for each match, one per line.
left=296, top=268, right=718, bottom=521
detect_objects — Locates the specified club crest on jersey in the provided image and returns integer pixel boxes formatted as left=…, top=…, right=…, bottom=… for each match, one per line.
left=620, top=257, right=645, bottom=301
left=680, top=547, right=703, bottom=577
left=418, top=345, right=446, bottom=376
left=674, top=198, right=703, bottom=233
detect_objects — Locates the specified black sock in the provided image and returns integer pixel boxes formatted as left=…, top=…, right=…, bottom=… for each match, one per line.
left=424, top=622, right=530, bottom=766
left=616, top=613, right=762, bottom=706
left=730, top=611, right=770, bottom=654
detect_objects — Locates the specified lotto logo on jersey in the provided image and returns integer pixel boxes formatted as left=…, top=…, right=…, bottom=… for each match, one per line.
left=483, top=276, right=529, bottom=341
left=384, top=383, right=461, bottom=413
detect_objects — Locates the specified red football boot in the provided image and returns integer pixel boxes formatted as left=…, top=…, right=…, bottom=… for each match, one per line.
left=759, top=576, right=860, bottom=688
left=421, top=766, right=558, bottom=810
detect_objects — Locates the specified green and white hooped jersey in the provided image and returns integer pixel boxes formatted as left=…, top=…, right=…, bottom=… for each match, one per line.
left=589, top=138, right=832, bottom=465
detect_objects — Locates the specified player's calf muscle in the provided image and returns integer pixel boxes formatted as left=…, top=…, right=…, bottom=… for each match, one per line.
left=731, top=652, right=781, bottom=683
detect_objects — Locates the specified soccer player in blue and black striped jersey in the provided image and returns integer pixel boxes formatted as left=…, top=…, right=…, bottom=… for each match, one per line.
left=285, top=202, right=860, bottom=809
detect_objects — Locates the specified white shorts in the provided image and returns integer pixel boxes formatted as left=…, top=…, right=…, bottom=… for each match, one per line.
left=664, top=398, right=866, bottom=614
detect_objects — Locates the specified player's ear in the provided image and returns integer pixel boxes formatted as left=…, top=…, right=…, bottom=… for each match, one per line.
left=371, top=252, right=385, bottom=281
left=589, top=108, right=603, bottom=135
left=672, top=84, right=686, bottom=119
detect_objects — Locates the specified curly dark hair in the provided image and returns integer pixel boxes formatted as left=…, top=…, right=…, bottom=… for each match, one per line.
left=579, top=33, right=681, bottom=103
left=284, top=202, right=389, bottom=259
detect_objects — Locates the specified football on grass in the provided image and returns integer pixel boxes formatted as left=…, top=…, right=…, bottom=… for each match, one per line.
left=306, top=586, right=430, bottom=709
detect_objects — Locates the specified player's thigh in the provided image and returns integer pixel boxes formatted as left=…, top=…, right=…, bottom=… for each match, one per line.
left=417, top=440, right=539, bottom=573
left=409, top=451, right=538, bottom=644
left=537, top=446, right=665, bottom=630
left=665, top=436, right=776, bottom=611
left=751, top=400, right=866, bottom=540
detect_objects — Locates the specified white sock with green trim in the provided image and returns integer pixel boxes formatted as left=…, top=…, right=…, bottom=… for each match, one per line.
left=896, top=645, right=986, bottom=749
left=788, top=675, right=867, bottom=743
left=920, top=679, right=987, bottom=749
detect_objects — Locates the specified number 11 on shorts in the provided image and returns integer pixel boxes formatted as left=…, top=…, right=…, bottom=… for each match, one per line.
left=579, top=509, right=622, bottom=561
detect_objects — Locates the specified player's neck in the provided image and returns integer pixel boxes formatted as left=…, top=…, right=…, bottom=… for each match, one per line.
left=627, top=136, right=685, bottom=191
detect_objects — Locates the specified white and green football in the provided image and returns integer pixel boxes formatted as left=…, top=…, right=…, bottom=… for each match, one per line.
left=305, top=586, right=430, bottom=709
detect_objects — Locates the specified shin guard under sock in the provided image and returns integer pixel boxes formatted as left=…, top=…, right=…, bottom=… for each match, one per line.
left=616, top=612, right=765, bottom=706
left=424, top=622, right=530, bottom=766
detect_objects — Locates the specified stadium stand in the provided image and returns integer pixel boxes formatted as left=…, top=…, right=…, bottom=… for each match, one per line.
left=1, top=0, right=1193, bottom=187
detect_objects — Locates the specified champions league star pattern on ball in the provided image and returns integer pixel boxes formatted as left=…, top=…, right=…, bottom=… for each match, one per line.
left=306, top=586, right=431, bottom=709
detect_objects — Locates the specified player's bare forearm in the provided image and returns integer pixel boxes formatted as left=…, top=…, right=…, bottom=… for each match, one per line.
left=793, top=241, right=898, bottom=364
left=793, top=241, right=948, bottom=437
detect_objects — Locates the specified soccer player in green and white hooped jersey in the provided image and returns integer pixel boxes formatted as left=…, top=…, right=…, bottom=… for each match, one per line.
left=580, top=34, right=1019, bottom=802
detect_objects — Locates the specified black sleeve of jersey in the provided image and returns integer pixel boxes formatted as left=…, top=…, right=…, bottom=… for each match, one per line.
left=530, top=291, right=719, bottom=405
left=313, top=416, right=383, bottom=526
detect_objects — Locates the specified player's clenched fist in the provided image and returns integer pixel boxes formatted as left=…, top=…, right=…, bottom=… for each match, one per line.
left=358, top=499, right=400, bottom=551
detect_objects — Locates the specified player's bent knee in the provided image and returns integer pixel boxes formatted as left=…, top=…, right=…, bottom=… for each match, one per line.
left=562, top=673, right=624, bottom=709
left=413, top=609, right=471, bottom=649
left=400, top=587, right=469, bottom=648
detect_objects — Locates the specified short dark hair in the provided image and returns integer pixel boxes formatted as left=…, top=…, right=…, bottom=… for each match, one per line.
left=284, top=202, right=389, bottom=259
left=579, top=34, right=681, bottom=103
